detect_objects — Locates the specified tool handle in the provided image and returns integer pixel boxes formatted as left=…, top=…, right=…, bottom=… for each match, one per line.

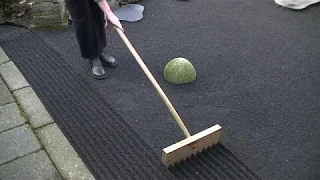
left=115, top=27, right=191, bottom=138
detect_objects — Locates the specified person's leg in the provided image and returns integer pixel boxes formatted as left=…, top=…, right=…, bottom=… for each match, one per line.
left=89, top=0, right=118, bottom=69
left=66, top=0, right=109, bottom=79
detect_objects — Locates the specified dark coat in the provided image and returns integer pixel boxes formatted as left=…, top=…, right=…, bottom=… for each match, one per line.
left=66, top=0, right=107, bottom=59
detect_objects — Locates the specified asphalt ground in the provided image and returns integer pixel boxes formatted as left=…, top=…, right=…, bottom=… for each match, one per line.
left=1, top=0, right=319, bottom=179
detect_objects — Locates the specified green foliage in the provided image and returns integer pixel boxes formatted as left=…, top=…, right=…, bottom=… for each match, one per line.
left=0, top=0, right=18, bottom=15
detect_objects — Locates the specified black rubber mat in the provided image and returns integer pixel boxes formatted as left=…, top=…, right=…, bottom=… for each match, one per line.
left=169, top=143, right=262, bottom=180
left=1, top=0, right=320, bottom=179
left=33, top=1, right=320, bottom=180
left=0, top=28, right=175, bottom=180
left=0, top=26, right=262, bottom=180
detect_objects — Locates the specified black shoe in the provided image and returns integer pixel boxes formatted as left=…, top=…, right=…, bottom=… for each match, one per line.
left=99, top=52, right=117, bottom=68
left=90, top=58, right=107, bottom=80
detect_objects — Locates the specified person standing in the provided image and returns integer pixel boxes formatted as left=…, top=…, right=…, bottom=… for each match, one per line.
left=66, top=0, right=124, bottom=80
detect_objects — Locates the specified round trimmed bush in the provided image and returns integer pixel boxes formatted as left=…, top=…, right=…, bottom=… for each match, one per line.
left=164, top=57, right=196, bottom=84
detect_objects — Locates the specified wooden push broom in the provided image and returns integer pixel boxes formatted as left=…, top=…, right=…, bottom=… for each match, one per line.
left=114, top=27, right=222, bottom=168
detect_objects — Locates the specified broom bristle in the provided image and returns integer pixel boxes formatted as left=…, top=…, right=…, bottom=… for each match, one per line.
left=162, top=124, right=222, bottom=168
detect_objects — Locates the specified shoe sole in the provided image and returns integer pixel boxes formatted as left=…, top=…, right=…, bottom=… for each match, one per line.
left=101, top=61, right=118, bottom=68
left=92, top=72, right=108, bottom=80
left=89, top=61, right=108, bottom=80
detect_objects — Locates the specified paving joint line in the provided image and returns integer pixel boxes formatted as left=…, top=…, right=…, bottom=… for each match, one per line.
left=0, top=60, right=10, bottom=66
left=0, top=48, right=96, bottom=180
left=0, top=149, right=43, bottom=166
left=0, top=123, right=27, bottom=134
left=0, top=110, right=65, bottom=180
left=0, top=101, right=16, bottom=108
left=11, top=85, right=31, bottom=93
left=0, top=75, right=30, bottom=122
left=0, top=61, right=67, bottom=179
left=32, top=136, right=67, bottom=180
left=33, top=122, right=55, bottom=131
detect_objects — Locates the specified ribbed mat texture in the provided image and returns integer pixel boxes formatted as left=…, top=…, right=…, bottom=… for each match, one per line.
left=0, top=27, right=176, bottom=180
left=0, top=26, right=262, bottom=180
left=169, top=143, right=262, bottom=180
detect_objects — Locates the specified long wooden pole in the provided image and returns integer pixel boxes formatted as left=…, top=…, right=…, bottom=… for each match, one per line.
left=115, top=27, right=191, bottom=138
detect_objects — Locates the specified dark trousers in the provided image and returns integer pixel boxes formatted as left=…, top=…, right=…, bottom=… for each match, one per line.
left=66, top=0, right=107, bottom=59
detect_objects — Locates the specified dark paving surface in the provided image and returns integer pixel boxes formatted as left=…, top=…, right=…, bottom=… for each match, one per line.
left=0, top=28, right=177, bottom=180
left=0, top=27, right=262, bottom=180
left=1, top=0, right=320, bottom=179
left=36, top=0, right=320, bottom=179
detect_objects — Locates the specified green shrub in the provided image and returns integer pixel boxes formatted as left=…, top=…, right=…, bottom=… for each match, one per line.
left=0, top=0, right=18, bottom=16
left=164, top=57, right=197, bottom=84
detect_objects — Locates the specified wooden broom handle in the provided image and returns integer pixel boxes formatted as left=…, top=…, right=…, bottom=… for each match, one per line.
left=115, top=27, right=191, bottom=138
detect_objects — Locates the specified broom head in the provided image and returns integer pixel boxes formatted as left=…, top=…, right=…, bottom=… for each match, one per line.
left=162, top=124, right=222, bottom=168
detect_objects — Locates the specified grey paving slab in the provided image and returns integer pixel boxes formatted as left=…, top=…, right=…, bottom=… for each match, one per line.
left=0, top=47, right=10, bottom=65
left=0, top=124, right=41, bottom=164
left=0, top=84, right=14, bottom=106
left=36, top=123, right=95, bottom=180
left=0, top=76, right=3, bottom=84
left=0, top=150, right=62, bottom=180
left=14, top=87, right=54, bottom=129
left=0, top=61, right=29, bottom=91
left=0, top=102, right=26, bottom=132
